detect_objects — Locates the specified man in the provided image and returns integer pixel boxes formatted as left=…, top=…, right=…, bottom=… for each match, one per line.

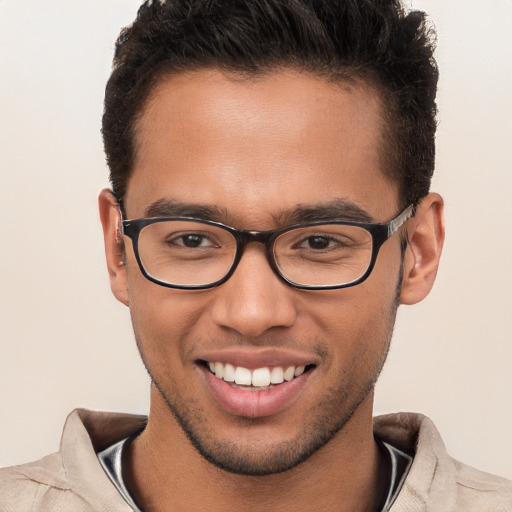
left=1, top=0, right=510, bottom=510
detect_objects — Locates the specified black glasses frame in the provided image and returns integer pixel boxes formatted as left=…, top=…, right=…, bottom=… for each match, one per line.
left=121, top=205, right=415, bottom=291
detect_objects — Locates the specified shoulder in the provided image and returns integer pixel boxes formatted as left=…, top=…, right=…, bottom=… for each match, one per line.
left=0, top=408, right=146, bottom=511
left=0, top=453, right=91, bottom=511
left=374, top=412, right=512, bottom=512
left=451, top=458, right=512, bottom=511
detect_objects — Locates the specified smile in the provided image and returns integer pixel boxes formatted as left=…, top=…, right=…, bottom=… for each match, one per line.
left=206, top=361, right=311, bottom=389
left=197, top=357, right=316, bottom=417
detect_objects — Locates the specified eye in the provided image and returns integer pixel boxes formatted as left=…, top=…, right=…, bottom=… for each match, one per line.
left=171, top=233, right=217, bottom=248
left=297, top=235, right=349, bottom=250
left=300, top=236, right=331, bottom=249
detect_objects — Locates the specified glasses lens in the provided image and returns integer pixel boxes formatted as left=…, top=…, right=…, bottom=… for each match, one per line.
left=274, top=224, right=373, bottom=287
left=137, top=220, right=237, bottom=286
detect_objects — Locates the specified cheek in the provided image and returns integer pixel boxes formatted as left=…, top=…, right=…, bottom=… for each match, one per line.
left=327, top=294, right=396, bottom=384
left=125, top=265, right=210, bottom=362
left=303, top=278, right=397, bottom=335
left=300, top=252, right=401, bottom=363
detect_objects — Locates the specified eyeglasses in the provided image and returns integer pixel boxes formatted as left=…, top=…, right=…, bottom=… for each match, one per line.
left=121, top=205, right=414, bottom=290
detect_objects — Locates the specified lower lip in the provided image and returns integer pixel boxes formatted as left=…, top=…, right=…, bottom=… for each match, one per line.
left=200, top=366, right=312, bottom=418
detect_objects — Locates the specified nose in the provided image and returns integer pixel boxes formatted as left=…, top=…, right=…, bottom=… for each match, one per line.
left=210, top=244, right=298, bottom=338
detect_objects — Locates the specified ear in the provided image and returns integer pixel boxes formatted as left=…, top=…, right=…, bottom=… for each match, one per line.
left=400, top=193, right=445, bottom=305
left=98, top=189, right=129, bottom=306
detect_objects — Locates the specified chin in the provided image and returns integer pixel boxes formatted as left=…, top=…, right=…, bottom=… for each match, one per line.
left=151, top=369, right=376, bottom=476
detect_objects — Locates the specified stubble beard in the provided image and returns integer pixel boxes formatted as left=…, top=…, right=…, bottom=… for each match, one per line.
left=133, top=271, right=402, bottom=476
left=150, top=360, right=387, bottom=476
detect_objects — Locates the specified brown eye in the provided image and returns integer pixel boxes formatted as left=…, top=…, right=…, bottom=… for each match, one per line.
left=303, top=236, right=331, bottom=250
left=176, top=234, right=209, bottom=248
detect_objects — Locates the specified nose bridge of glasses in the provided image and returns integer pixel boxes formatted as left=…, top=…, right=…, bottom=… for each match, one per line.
left=232, top=229, right=280, bottom=273
left=233, top=228, right=276, bottom=251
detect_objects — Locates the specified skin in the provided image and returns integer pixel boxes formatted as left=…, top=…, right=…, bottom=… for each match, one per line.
left=99, top=69, right=444, bottom=511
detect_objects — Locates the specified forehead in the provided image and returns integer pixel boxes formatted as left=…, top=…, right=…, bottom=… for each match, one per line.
left=126, top=69, right=398, bottom=225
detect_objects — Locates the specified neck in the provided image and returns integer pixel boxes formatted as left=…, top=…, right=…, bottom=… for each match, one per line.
left=124, top=388, right=387, bottom=512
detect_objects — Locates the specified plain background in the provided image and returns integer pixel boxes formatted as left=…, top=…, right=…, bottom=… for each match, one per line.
left=0, top=0, right=511, bottom=479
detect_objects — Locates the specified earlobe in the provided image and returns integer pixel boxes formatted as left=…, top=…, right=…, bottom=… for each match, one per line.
left=400, top=193, right=445, bottom=305
left=98, top=189, right=129, bottom=306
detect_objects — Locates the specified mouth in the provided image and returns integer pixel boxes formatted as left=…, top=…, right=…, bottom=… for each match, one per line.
left=200, top=360, right=316, bottom=391
left=196, top=350, right=319, bottom=417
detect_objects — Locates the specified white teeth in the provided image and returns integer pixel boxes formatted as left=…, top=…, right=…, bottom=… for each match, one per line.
left=214, top=362, right=224, bottom=379
left=252, top=367, right=271, bottom=387
left=223, top=363, right=236, bottom=382
left=270, top=366, right=284, bottom=384
left=294, top=365, right=305, bottom=377
left=234, top=366, right=252, bottom=386
left=208, top=362, right=309, bottom=387
left=283, top=366, right=295, bottom=381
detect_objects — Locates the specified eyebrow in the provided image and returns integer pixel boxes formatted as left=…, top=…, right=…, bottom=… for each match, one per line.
left=144, top=197, right=374, bottom=225
left=276, top=199, right=374, bottom=224
left=145, top=199, right=228, bottom=220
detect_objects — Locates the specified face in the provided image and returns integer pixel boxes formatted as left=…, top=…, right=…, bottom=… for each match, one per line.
left=112, top=69, right=407, bottom=475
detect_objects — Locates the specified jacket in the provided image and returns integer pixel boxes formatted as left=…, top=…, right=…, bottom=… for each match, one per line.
left=1, top=409, right=510, bottom=511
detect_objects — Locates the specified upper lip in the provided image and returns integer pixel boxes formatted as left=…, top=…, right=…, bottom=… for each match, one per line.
left=197, top=348, right=320, bottom=369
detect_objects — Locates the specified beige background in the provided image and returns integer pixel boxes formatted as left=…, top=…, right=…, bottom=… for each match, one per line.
left=1, top=0, right=511, bottom=479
